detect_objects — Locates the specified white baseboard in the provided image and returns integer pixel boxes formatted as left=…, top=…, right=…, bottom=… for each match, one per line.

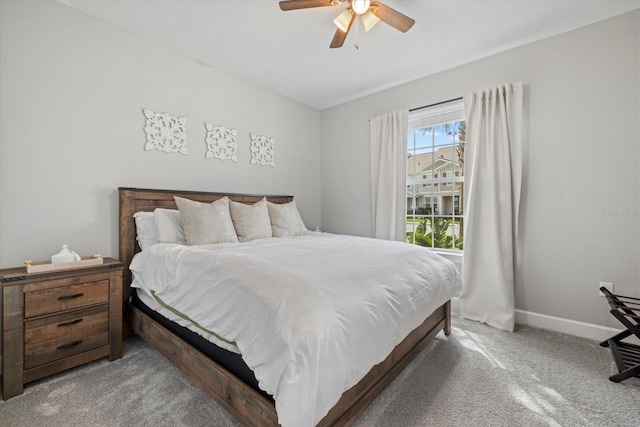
left=450, top=297, right=622, bottom=342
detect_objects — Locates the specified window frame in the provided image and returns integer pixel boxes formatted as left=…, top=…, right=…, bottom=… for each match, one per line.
left=406, top=99, right=465, bottom=255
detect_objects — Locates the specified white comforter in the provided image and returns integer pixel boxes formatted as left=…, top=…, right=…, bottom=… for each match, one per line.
left=130, top=233, right=461, bottom=427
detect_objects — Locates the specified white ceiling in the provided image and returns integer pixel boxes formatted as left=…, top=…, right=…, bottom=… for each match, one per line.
left=59, top=0, right=639, bottom=110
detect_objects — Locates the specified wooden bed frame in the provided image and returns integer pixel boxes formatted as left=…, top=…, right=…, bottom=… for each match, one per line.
left=119, top=187, right=451, bottom=427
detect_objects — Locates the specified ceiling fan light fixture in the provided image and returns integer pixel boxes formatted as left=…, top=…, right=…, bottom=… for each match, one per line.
left=361, top=9, right=379, bottom=31
left=351, top=0, right=370, bottom=15
left=279, top=0, right=415, bottom=49
left=333, top=8, right=353, bottom=32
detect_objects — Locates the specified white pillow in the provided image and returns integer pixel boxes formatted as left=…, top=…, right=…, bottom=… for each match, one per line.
left=174, top=196, right=239, bottom=245
left=133, top=211, right=158, bottom=250
left=267, top=200, right=308, bottom=237
left=154, top=208, right=186, bottom=244
left=229, top=198, right=272, bottom=242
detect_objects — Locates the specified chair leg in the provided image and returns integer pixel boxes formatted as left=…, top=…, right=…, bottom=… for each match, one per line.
left=600, top=329, right=632, bottom=347
left=609, top=365, right=640, bottom=383
left=606, top=340, right=640, bottom=383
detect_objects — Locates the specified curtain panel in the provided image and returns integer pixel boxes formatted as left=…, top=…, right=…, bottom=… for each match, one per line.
left=460, top=81, right=523, bottom=332
left=370, top=110, right=408, bottom=241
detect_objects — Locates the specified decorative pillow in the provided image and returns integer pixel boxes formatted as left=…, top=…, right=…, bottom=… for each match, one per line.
left=229, top=198, right=272, bottom=242
left=154, top=208, right=186, bottom=244
left=267, top=200, right=308, bottom=237
left=133, top=211, right=158, bottom=250
left=174, top=196, right=239, bottom=245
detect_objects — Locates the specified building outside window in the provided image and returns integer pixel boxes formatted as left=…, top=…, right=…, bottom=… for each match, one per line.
left=406, top=100, right=465, bottom=251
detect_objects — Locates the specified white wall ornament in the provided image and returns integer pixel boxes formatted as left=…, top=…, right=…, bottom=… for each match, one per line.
left=143, top=108, right=188, bottom=155
left=249, top=133, right=275, bottom=167
left=205, top=123, right=238, bottom=162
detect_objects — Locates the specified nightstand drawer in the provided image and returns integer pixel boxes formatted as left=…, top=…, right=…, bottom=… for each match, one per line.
left=25, top=305, right=109, bottom=345
left=24, top=326, right=109, bottom=369
left=24, top=280, right=109, bottom=318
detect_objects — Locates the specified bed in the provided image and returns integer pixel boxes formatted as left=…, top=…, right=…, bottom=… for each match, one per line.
left=119, top=187, right=460, bottom=427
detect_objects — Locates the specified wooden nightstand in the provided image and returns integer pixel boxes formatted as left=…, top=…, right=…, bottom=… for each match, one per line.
left=1, top=258, right=123, bottom=399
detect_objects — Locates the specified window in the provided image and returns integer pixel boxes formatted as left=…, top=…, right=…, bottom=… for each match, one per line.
left=406, top=99, right=465, bottom=251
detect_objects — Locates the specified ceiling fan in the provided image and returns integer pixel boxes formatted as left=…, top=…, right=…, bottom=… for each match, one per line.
left=279, top=0, right=415, bottom=49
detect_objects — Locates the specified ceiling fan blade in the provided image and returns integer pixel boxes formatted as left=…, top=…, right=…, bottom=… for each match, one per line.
left=330, top=29, right=348, bottom=49
left=279, top=0, right=335, bottom=11
left=370, top=1, right=415, bottom=33
left=330, top=11, right=355, bottom=48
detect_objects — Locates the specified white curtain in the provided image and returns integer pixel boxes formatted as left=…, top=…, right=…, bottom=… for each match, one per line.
left=370, top=110, right=408, bottom=241
left=460, top=82, right=523, bottom=332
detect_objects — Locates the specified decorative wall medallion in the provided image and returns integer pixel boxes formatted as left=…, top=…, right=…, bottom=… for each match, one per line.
left=205, top=123, right=238, bottom=162
left=143, top=108, right=188, bottom=155
left=249, top=133, right=275, bottom=167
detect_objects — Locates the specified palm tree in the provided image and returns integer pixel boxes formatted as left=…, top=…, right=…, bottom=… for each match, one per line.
left=406, top=217, right=463, bottom=250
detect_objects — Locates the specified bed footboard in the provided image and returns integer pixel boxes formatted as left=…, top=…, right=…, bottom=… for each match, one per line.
left=320, top=300, right=449, bottom=426
left=126, top=299, right=450, bottom=427
left=126, top=302, right=279, bottom=426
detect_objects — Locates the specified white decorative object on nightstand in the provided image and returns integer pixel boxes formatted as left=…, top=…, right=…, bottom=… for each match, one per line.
left=51, top=245, right=81, bottom=263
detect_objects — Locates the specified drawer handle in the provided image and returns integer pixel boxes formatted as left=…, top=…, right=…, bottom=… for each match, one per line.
left=57, top=318, right=83, bottom=328
left=57, top=293, right=84, bottom=301
left=57, top=340, right=83, bottom=350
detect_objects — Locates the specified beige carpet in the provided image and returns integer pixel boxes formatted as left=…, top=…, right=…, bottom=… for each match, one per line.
left=2, top=316, right=639, bottom=427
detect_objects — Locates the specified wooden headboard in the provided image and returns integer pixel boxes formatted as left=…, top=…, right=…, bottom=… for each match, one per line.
left=118, top=187, right=293, bottom=302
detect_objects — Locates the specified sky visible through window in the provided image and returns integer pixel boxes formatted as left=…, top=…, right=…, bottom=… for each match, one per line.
left=407, top=128, right=460, bottom=154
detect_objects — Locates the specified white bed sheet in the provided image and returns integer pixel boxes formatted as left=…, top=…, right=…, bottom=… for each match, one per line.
left=135, top=286, right=240, bottom=353
left=130, top=233, right=461, bottom=427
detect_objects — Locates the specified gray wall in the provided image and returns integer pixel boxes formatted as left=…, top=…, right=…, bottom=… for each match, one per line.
left=321, top=11, right=640, bottom=329
left=0, top=1, right=321, bottom=357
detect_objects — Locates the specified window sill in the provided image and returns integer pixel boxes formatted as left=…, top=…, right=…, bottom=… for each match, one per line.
left=432, top=250, right=463, bottom=267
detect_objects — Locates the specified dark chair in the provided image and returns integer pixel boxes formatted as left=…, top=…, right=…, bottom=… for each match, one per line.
left=599, top=287, right=640, bottom=382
